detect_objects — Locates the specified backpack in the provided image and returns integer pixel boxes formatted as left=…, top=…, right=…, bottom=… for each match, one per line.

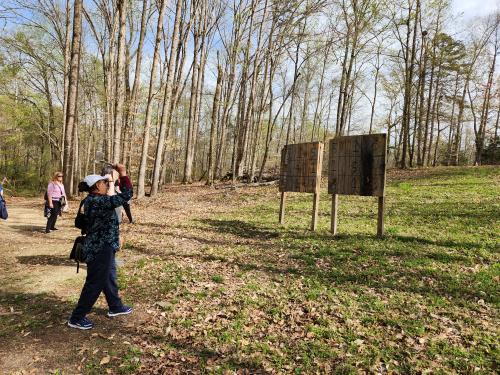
left=0, top=196, right=7, bottom=220
left=69, top=236, right=87, bottom=273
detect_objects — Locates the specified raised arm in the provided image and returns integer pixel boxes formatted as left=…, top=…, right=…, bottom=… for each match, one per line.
left=87, top=165, right=133, bottom=213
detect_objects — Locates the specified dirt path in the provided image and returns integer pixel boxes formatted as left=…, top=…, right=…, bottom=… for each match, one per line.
left=0, top=198, right=147, bottom=374
left=0, top=198, right=85, bottom=294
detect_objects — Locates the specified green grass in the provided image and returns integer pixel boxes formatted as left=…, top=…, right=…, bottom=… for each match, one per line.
left=211, top=275, right=224, bottom=284
left=120, top=166, right=499, bottom=373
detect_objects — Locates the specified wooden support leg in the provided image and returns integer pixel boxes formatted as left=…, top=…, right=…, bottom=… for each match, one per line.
left=331, top=194, right=338, bottom=235
left=311, top=192, right=320, bottom=231
left=377, top=196, right=385, bottom=237
left=279, top=192, right=286, bottom=224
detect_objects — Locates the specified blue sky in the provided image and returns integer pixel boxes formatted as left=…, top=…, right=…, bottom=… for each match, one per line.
left=452, top=0, right=499, bottom=19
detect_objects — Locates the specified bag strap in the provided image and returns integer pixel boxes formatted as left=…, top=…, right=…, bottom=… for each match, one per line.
left=78, top=197, right=87, bottom=214
left=57, top=184, right=65, bottom=202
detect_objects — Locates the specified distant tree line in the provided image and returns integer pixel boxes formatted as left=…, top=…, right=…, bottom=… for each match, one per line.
left=0, top=0, right=498, bottom=194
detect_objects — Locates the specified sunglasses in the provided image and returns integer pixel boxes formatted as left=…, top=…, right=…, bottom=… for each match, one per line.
left=57, top=175, right=63, bottom=178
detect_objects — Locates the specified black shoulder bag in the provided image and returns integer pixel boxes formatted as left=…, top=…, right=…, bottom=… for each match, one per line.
left=75, top=198, right=89, bottom=234
left=70, top=198, right=89, bottom=273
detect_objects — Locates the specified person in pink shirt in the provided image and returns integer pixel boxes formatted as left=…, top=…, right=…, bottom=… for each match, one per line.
left=45, top=171, right=67, bottom=233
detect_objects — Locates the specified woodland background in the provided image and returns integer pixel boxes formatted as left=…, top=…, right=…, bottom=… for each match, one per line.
left=0, top=0, right=498, bottom=195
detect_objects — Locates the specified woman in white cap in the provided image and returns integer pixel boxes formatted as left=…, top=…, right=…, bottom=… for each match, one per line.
left=68, top=163, right=133, bottom=330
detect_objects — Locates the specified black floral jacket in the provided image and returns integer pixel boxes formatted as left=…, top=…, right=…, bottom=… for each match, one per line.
left=83, top=176, right=133, bottom=263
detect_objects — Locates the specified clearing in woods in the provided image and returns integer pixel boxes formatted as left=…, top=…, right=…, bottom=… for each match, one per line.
left=0, top=166, right=498, bottom=374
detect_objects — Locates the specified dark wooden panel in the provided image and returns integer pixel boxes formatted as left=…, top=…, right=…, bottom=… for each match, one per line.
left=328, top=134, right=386, bottom=197
left=279, top=142, right=323, bottom=193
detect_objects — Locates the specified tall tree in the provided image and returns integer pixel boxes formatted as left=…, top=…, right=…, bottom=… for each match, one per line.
left=63, top=0, right=83, bottom=194
left=151, top=0, right=183, bottom=195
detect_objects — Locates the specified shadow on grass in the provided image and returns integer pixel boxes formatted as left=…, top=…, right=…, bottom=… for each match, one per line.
left=125, top=209, right=496, bottom=304
left=135, top=219, right=280, bottom=241
left=141, top=336, right=269, bottom=374
left=10, top=225, right=47, bottom=234
left=0, top=291, right=74, bottom=341
left=197, top=219, right=279, bottom=240
left=16, top=254, right=78, bottom=267
left=0, top=290, right=142, bottom=373
left=161, top=219, right=494, bottom=303
left=197, top=218, right=485, bottom=251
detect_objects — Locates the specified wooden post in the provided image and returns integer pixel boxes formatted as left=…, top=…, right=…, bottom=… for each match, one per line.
left=331, top=194, right=338, bottom=235
left=279, top=191, right=286, bottom=224
left=311, top=192, right=320, bottom=231
left=377, top=196, right=385, bottom=237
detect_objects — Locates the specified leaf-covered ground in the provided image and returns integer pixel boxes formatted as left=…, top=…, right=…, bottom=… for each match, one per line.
left=0, top=166, right=498, bottom=374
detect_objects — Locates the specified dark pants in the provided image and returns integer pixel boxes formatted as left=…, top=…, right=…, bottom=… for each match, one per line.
left=123, top=201, right=133, bottom=223
left=45, top=200, right=61, bottom=232
left=71, top=246, right=123, bottom=320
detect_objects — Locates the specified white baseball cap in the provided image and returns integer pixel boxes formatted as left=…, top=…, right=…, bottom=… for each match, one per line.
left=84, top=174, right=108, bottom=188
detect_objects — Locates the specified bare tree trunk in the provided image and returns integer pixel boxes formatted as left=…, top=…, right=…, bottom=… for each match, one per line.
left=125, top=0, right=148, bottom=164
left=215, top=5, right=242, bottom=179
left=433, top=92, right=443, bottom=166
left=61, top=0, right=71, bottom=170
left=234, top=0, right=257, bottom=178
left=300, top=50, right=311, bottom=142
left=112, top=0, right=127, bottom=163
left=137, top=0, right=167, bottom=198
left=369, top=44, right=382, bottom=135
left=446, top=72, right=459, bottom=166
left=183, top=0, right=202, bottom=184
left=207, top=55, right=223, bottom=185
left=336, top=28, right=350, bottom=136
left=400, top=0, right=419, bottom=168
left=453, top=81, right=468, bottom=165
left=427, top=63, right=442, bottom=166
left=258, top=54, right=276, bottom=181
left=324, top=91, right=334, bottom=142
left=311, top=46, right=329, bottom=140
left=475, top=34, right=498, bottom=165
left=151, top=0, right=183, bottom=195
left=422, top=36, right=437, bottom=166
left=63, top=0, right=83, bottom=195
left=416, top=33, right=428, bottom=166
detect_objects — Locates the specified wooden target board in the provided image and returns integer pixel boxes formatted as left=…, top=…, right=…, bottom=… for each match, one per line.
left=279, top=142, right=323, bottom=193
left=279, top=142, right=324, bottom=230
left=328, top=134, right=386, bottom=196
left=328, top=134, right=387, bottom=236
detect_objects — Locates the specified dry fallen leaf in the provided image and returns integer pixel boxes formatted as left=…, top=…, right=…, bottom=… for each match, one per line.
left=100, top=356, right=110, bottom=365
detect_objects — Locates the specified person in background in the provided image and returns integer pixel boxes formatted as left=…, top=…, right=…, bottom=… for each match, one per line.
left=101, top=165, right=133, bottom=223
left=101, top=165, right=123, bottom=224
left=0, top=177, right=7, bottom=220
left=68, top=164, right=133, bottom=330
left=0, top=176, right=8, bottom=198
left=45, top=172, right=67, bottom=233
left=0, top=178, right=4, bottom=199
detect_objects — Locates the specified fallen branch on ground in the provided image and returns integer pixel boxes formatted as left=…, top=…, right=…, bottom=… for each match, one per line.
left=214, top=180, right=279, bottom=190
